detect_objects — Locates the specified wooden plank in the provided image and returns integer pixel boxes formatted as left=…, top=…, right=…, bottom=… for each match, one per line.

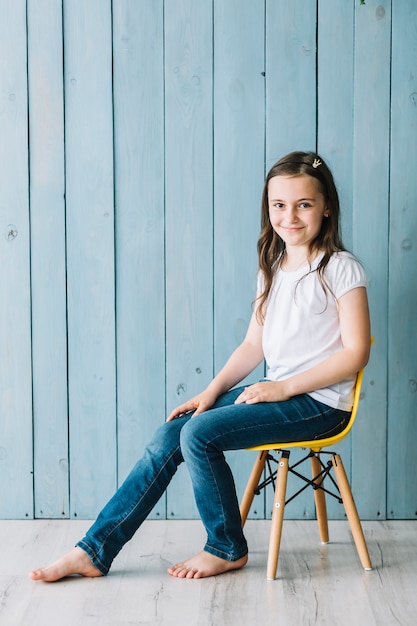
left=164, top=0, right=214, bottom=518
left=0, top=0, right=33, bottom=518
left=265, top=0, right=317, bottom=167
left=112, top=0, right=166, bottom=518
left=64, top=0, right=117, bottom=518
left=351, top=0, right=391, bottom=519
left=3, top=520, right=417, bottom=625
left=317, top=0, right=355, bottom=249
left=27, top=0, right=69, bottom=518
left=213, top=0, right=265, bottom=518
left=1, top=0, right=414, bottom=525
left=317, top=0, right=355, bottom=520
left=387, top=1, right=417, bottom=518
left=265, top=0, right=317, bottom=519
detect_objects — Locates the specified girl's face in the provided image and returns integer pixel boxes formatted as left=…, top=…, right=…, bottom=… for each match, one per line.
left=267, top=174, right=328, bottom=253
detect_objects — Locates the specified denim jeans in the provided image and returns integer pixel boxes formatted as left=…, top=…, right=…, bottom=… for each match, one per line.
left=77, top=386, right=350, bottom=575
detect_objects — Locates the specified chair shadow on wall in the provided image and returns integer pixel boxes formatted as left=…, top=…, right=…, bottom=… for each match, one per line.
left=240, top=341, right=374, bottom=580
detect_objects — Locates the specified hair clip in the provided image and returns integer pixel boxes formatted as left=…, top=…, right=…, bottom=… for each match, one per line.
left=312, top=158, right=322, bottom=168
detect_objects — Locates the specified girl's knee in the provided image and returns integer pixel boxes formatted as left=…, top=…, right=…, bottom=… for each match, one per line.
left=149, top=416, right=187, bottom=449
left=179, top=417, right=194, bottom=451
left=180, top=414, right=212, bottom=456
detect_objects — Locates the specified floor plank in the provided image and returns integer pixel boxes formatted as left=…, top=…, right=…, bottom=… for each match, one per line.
left=1, top=520, right=416, bottom=625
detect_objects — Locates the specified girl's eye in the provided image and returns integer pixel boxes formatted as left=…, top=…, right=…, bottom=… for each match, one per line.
left=299, top=202, right=311, bottom=209
left=272, top=202, right=284, bottom=210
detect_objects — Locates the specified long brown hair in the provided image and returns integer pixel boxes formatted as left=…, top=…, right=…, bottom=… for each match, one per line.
left=256, top=151, right=345, bottom=321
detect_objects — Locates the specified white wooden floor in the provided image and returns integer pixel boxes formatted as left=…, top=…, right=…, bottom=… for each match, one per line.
left=1, top=519, right=416, bottom=625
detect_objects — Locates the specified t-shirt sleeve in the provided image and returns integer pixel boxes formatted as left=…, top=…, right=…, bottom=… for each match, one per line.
left=330, top=253, right=369, bottom=300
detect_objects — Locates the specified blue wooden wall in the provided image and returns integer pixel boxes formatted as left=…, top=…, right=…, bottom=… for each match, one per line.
left=0, top=0, right=416, bottom=522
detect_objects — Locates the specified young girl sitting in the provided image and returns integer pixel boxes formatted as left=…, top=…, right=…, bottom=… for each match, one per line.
left=30, top=150, right=370, bottom=581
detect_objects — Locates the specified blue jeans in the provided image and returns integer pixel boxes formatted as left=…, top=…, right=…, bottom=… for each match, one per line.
left=77, top=386, right=350, bottom=575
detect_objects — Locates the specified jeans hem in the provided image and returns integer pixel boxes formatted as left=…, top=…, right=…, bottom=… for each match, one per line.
left=204, top=544, right=248, bottom=562
left=76, top=540, right=110, bottom=576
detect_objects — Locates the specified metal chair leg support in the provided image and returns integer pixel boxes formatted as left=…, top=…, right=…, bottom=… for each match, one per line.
left=331, top=453, right=372, bottom=570
left=311, top=454, right=329, bottom=543
left=267, top=450, right=290, bottom=580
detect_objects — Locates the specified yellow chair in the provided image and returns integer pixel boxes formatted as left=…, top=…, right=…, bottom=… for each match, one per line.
left=240, top=356, right=373, bottom=580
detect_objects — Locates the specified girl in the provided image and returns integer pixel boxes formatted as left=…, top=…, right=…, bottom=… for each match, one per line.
left=30, top=151, right=370, bottom=581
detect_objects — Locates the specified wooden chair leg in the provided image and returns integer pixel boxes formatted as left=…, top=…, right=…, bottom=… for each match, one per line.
left=331, top=453, right=372, bottom=570
left=240, top=450, right=268, bottom=526
left=266, top=450, right=289, bottom=580
left=311, top=453, right=329, bottom=543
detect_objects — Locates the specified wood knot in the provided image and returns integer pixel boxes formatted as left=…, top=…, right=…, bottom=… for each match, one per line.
left=6, top=225, right=18, bottom=241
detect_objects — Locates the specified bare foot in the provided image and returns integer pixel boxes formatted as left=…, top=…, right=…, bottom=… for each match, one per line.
left=167, top=551, right=248, bottom=579
left=29, top=547, right=103, bottom=582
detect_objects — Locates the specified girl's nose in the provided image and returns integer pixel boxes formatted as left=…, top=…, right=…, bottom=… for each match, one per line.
left=286, top=207, right=298, bottom=222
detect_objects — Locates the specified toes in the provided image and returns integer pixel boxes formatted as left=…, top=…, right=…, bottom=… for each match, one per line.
left=176, top=568, right=187, bottom=578
left=168, top=562, right=197, bottom=578
left=167, top=563, right=181, bottom=577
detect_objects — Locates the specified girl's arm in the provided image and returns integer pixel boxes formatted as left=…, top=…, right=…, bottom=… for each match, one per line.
left=235, top=286, right=370, bottom=405
left=166, top=309, right=264, bottom=421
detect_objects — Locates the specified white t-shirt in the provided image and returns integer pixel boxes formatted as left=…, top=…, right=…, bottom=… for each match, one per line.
left=261, top=251, right=368, bottom=411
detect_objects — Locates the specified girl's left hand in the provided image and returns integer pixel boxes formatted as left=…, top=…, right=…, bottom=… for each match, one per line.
left=234, top=381, right=290, bottom=405
left=166, top=388, right=218, bottom=422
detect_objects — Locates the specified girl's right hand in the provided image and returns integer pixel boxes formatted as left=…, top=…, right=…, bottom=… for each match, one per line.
left=166, top=389, right=218, bottom=422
